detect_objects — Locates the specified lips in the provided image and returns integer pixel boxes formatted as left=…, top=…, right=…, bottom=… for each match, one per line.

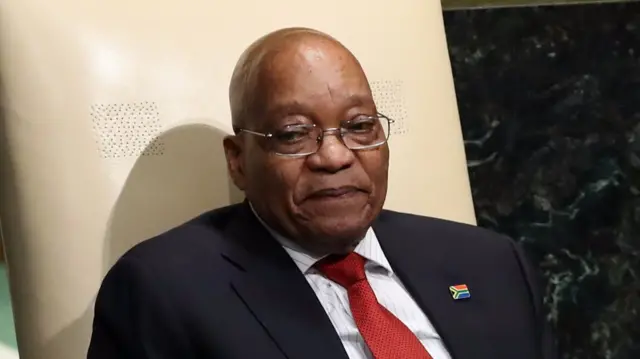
left=307, top=186, right=362, bottom=199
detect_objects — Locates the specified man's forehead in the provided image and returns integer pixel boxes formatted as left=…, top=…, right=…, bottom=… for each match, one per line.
left=260, top=34, right=351, bottom=73
left=230, top=28, right=372, bottom=130
left=258, top=35, right=367, bottom=90
left=242, top=29, right=338, bottom=73
left=265, top=93, right=373, bottom=117
left=260, top=58, right=371, bottom=111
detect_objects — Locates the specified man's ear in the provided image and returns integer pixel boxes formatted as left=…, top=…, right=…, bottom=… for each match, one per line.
left=223, top=135, right=247, bottom=191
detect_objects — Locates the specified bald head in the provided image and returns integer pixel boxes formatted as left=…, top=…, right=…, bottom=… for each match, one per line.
left=228, top=27, right=365, bottom=131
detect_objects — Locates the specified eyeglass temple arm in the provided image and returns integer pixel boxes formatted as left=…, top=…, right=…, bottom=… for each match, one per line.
left=237, top=128, right=272, bottom=138
left=377, top=112, right=395, bottom=123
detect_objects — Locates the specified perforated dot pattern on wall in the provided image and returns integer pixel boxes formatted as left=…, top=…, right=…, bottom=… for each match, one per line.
left=370, top=80, right=409, bottom=136
left=90, top=102, right=165, bottom=158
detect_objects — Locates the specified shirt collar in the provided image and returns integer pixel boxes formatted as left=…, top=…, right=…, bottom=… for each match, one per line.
left=249, top=202, right=393, bottom=274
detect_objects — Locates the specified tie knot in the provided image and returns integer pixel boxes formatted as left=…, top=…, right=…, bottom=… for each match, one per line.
left=316, top=252, right=367, bottom=288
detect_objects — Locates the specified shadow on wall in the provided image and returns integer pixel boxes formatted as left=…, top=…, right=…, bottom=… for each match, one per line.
left=40, top=303, right=94, bottom=359
left=104, top=122, right=245, bottom=271
left=39, top=122, right=244, bottom=359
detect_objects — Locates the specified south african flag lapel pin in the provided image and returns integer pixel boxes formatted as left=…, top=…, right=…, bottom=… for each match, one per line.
left=449, top=284, right=471, bottom=300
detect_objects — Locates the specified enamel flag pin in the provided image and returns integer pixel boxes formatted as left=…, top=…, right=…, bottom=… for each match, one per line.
left=449, top=284, right=471, bottom=300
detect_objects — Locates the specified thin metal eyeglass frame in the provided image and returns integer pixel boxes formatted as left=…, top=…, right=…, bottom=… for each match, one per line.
left=235, top=113, right=395, bottom=157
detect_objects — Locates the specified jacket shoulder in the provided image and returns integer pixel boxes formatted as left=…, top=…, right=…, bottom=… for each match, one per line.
left=379, top=209, right=511, bottom=246
left=113, top=203, right=244, bottom=270
left=376, top=209, right=524, bottom=269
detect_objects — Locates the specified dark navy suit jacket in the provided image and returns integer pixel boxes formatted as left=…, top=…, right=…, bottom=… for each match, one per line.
left=87, top=202, right=557, bottom=359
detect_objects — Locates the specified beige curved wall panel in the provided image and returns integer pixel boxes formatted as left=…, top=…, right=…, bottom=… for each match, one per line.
left=0, top=0, right=474, bottom=358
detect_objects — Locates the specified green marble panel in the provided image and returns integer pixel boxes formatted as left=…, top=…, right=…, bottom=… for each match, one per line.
left=443, top=2, right=640, bottom=358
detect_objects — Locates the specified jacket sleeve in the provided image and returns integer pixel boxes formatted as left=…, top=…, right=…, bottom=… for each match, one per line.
left=509, top=240, right=559, bottom=359
left=86, top=256, right=194, bottom=359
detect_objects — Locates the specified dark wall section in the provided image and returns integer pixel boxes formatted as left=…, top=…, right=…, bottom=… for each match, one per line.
left=443, top=3, right=640, bottom=358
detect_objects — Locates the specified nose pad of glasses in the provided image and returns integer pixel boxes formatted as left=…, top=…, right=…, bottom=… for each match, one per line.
left=317, top=128, right=346, bottom=144
left=314, top=128, right=352, bottom=157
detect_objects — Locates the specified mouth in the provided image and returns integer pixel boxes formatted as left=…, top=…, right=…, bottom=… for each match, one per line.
left=307, top=186, right=363, bottom=200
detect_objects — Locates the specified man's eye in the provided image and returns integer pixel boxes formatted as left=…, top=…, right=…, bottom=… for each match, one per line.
left=274, top=129, right=310, bottom=143
left=345, top=118, right=377, bottom=133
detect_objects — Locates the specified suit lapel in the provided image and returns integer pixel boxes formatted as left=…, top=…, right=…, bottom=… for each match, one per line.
left=220, top=203, right=349, bottom=359
left=373, top=211, right=479, bottom=359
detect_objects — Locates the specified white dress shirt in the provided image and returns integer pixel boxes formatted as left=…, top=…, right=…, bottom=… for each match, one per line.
left=251, top=207, right=451, bottom=359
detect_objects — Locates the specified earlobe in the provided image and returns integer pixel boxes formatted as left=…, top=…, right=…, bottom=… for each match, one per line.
left=223, top=136, right=247, bottom=191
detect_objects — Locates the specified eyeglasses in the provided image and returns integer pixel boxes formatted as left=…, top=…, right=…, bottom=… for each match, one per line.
left=235, top=113, right=395, bottom=157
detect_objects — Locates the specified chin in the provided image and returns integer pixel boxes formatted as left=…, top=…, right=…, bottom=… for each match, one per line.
left=306, top=214, right=371, bottom=248
left=293, top=196, right=380, bottom=249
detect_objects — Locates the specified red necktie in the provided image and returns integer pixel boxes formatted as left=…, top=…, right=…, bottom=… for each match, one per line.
left=316, top=252, right=433, bottom=359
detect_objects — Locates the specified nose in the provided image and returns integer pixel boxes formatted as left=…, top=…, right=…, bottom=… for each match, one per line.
left=306, top=128, right=355, bottom=173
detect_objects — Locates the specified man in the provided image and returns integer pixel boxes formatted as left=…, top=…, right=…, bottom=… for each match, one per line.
left=88, top=28, right=556, bottom=359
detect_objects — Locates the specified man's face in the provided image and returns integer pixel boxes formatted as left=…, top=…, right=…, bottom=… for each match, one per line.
left=226, top=36, right=389, bottom=254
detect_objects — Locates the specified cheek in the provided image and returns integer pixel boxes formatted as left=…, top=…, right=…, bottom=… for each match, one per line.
left=262, top=158, right=307, bottom=199
left=357, top=149, right=389, bottom=184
